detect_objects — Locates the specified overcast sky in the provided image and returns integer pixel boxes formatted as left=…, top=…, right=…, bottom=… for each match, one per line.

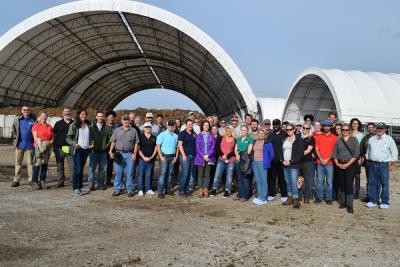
left=1, top=0, right=399, bottom=111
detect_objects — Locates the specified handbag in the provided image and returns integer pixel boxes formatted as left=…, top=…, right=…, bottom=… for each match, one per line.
left=339, top=138, right=354, bottom=164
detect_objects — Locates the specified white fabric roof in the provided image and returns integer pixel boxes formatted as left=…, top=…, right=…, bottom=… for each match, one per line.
left=283, top=67, right=400, bottom=125
left=257, top=97, right=286, bottom=121
left=0, top=0, right=258, bottom=117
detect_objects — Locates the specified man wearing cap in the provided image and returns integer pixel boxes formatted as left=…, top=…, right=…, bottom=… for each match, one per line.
left=365, top=122, right=398, bottom=209
left=109, top=114, right=139, bottom=197
left=230, top=115, right=241, bottom=138
left=314, top=119, right=337, bottom=204
left=180, top=112, right=200, bottom=134
left=137, top=122, right=157, bottom=196
left=262, top=119, right=272, bottom=135
left=156, top=119, right=179, bottom=198
left=140, top=112, right=160, bottom=136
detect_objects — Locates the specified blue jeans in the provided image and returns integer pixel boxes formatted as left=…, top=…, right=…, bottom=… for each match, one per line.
left=88, top=152, right=107, bottom=188
left=157, top=155, right=175, bottom=193
left=137, top=158, right=154, bottom=192
left=252, top=161, right=268, bottom=201
left=283, top=167, right=299, bottom=199
left=72, top=148, right=89, bottom=190
left=235, top=161, right=250, bottom=199
left=368, top=162, right=390, bottom=205
left=114, top=152, right=134, bottom=193
left=178, top=154, right=195, bottom=193
left=212, top=160, right=235, bottom=192
left=316, top=164, right=334, bottom=201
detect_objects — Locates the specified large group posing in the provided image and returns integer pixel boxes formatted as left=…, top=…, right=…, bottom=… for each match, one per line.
left=10, top=106, right=398, bottom=214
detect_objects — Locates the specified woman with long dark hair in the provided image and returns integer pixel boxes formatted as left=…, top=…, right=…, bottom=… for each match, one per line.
left=67, top=109, right=93, bottom=196
left=194, top=121, right=216, bottom=197
left=350, top=118, right=363, bottom=199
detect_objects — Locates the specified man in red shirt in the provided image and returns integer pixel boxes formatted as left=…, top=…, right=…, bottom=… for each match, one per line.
left=314, top=120, right=337, bottom=204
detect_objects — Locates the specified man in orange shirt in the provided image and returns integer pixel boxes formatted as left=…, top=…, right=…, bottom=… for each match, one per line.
left=314, top=120, right=337, bottom=204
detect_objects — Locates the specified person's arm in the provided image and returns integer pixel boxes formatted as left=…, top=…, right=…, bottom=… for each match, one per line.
left=109, top=142, right=116, bottom=159
left=138, top=145, right=146, bottom=160
left=132, top=143, right=138, bottom=161
left=234, top=143, right=239, bottom=160
left=178, top=140, right=186, bottom=161
left=49, top=126, right=54, bottom=145
left=304, top=138, right=314, bottom=156
left=247, top=139, right=254, bottom=155
left=389, top=137, right=398, bottom=171
left=32, top=128, right=39, bottom=144
left=150, top=143, right=158, bottom=160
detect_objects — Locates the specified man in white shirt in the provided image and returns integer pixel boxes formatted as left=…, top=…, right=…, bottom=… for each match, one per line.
left=365, top=122, right=398, bottom=209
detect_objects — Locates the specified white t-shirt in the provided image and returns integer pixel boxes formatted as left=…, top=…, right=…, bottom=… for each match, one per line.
left=180, top=123, right=201, bottom=135
left=283, top=138, right=294, bottom=162
left=78, top=125, right=90, bottom=149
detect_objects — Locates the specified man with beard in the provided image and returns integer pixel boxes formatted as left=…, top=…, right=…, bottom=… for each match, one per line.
left=267, top=119, right=288, bottom=202
left=53, top=107, right=75, bottom=188
left=314, top=120, right=337, bottom=205
left=262, top=119, right=272, bottom=136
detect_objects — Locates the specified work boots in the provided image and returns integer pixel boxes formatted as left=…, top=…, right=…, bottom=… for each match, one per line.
left=339, top=192, right=346, bottom=209
left=203, top=188, right=209, bottom=198
left=293, top=198, right=300, bottom=208
left=282, top=196, right=293, bottom=206
left=346, top=195, right=354, bottom=214
left=198, top=188, right=204, bottom=198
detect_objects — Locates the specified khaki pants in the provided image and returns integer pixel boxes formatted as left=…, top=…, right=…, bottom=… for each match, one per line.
left=14, top=149, right=33, bottom=182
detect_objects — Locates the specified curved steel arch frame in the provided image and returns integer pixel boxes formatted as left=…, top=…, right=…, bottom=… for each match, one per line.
left=0, top=0, right=258, bottom=117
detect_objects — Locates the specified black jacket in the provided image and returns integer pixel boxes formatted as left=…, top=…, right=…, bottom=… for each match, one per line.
left=284, top=136, right=304, bottom=167
left=268, top=130, right=288, bottom=162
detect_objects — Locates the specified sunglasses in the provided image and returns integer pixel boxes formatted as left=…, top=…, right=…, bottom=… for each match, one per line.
left=220, top=121, right=226, bottom=124
left=303, top=127, right=310, bottom=130
left=286, top=128, right=294, bottom=131
left=22, top=109, right=30, bottom=111
left=342, top=129, right=349, bottom=132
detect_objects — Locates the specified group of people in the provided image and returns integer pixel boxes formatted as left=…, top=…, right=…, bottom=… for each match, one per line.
left=10, top=107, right=398, bottom=214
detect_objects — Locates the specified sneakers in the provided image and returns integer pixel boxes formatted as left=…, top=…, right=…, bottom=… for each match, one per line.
left=223, top=191, right=229, bottom=198
left=11, top=181, right=20, bottom=187
left=138, top=190, right=144, bottom=196
left=280, top=197, right=288, bottom=203
left=209, top=189, right=217, bottom=197
left=379, top=204, right=390, bottom=209
left=127, top=192, right=134, bottom=197
left=146, top=190, right=155, bottom=195
left=32, top=182, right=41, bottom=190
left=365, top=202, right=377, bottom=208
left=252, top=198, right=267, bottom=205
left=99, top=186, right=106, bottom=190
left=73, top=189, right=81, bottom=196
left=267, top=196, right=274, bottom=201
left=89, top=186, right=96, bottom=191
left=326, top=200, right=333, bottom=205
left=158, top=192, right=165, bottom=198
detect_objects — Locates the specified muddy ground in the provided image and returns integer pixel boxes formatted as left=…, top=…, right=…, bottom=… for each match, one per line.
left=0, top=145, right=399, bottom=267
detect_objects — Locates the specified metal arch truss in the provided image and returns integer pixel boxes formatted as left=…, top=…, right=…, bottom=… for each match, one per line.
left=0, top=3, right=258, bottom=117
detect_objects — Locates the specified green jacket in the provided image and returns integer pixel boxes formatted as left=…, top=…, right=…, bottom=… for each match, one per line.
left=89, top=122, right=112, bottom=152
left=66, top=120, right=92, bottom=147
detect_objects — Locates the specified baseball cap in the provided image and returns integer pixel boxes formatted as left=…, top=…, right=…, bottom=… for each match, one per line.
left=376, top=122, right=386, bottom=129
left=263, top=119, right=271, bottom=125
left=231, top=115, right=239, bottom=121
left=188, top=112, right=195, bottom=116
left=122, top=114, right=129, bottom=120
left=145, top=112, right=154, bottom=118
left=143, top=122, right=152, bottom=128
left=167, top=119, right=175, bottom=126
left=322, top=119, right=333, bottom=126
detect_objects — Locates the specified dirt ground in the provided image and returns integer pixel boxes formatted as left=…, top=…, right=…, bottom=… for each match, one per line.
left=0, top=144, right=399, bottom=267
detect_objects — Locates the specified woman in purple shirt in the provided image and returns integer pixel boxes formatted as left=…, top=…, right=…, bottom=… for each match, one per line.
left=195, top=121, right=216, bottom=198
